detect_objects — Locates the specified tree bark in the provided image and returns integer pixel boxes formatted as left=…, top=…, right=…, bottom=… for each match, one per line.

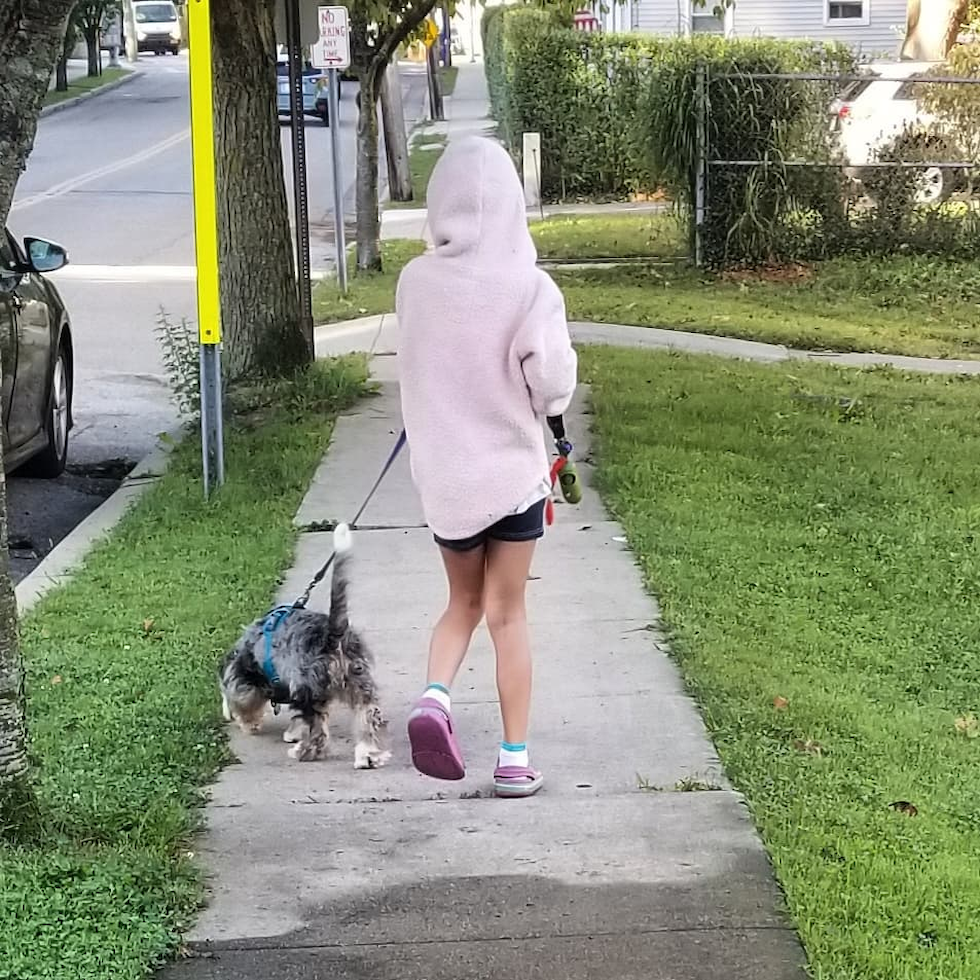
left=55, top=55, right=69, bottom=92
left=426, top=40, right=444, bottom=121
left=0, top=0, right=75, bottom=835
left=356, top=71, right=382, bottom=271
left=210, top=0, right=311, bottom=380
left=349, top=0, right=441, bottom=272
left=0, top=460, right=30, bottom=836
left=902, top=0, right=969, bottom=60
left=85, top=26, right=100, bottom=77
left=380, top=65, right=413, bottom=203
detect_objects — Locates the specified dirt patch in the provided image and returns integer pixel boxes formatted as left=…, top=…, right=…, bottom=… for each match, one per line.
left=721, top=264, right=814, bottom=284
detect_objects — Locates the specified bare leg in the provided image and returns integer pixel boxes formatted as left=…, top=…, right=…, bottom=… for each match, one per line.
left=427, top=545, right=486, bottom=689
left=483, top=539, right=537, bottom=746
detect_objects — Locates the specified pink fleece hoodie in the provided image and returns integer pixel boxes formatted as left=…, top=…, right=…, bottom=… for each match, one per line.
left=396, top=137, right=578, bottom=542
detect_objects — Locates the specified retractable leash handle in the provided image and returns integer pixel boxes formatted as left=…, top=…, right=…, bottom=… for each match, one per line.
left=546, top=414, right=583, bottom=506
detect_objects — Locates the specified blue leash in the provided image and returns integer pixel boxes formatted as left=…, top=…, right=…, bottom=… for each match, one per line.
left=260, top=428, right=407, bottom=691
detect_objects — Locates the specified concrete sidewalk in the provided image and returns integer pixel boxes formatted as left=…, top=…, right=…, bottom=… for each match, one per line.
left=163, top=350, right=807, bottom=977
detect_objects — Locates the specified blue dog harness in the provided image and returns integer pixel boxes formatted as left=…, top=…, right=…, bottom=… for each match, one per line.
left=261, top=604, right=296, bottom=708
left=253, top=430, right=408, bottom=713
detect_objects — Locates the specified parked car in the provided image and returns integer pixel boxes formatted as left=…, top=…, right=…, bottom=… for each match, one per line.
left=275, top=47, right=339, bottom=125
left=830, top=60, right=969, bottom=204
left=0, top=230, right=74, bottom=478
left=128, top=0, right=181, bottom=56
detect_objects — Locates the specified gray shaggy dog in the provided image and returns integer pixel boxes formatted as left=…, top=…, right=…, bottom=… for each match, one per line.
left=219, top=524, right=390, bottom=768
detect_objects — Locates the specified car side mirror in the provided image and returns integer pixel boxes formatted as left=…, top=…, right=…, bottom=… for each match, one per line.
left=25, top=237, right=68, bottom=274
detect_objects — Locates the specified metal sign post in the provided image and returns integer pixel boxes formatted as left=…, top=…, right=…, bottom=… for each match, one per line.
left=312, top=6, right=350, bottom=294
left=188, top=0, right=225, bottom=496
left=284, top=0, right=314, bottom=344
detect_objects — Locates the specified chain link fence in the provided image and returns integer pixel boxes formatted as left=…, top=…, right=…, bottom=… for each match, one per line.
left=694, top=67, right=980, bottom=268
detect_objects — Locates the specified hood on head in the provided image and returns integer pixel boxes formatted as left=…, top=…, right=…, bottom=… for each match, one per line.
left=426, top=136, right=536, bottom=264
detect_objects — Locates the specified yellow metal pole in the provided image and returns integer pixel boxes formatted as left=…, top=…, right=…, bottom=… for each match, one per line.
left=188, top=0, right=220, bottom=346
left=187, top=0, right=225, bottom=492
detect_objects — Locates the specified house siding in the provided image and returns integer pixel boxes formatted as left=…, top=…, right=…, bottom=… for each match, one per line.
left=634, top=0, right=688, bottom=35
left=628, top=0, right=906, bottom=57
left=730, top=0, right=906, bottom=56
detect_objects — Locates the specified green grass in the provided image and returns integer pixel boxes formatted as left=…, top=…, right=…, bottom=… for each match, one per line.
left=44, top=67, right=128, bottom=107
left=0, top=357, right=371, bottom=980
left=533, top=212, right=687, bottom=261
left=313, top=240, right=423, bottom=323
left=313, top=217, right=980, bottom=359
left=555, top=254, right=980, bottom=359
left=388, top=131, right=448, bottom=210
left=581, top=347, right=980, bottom=980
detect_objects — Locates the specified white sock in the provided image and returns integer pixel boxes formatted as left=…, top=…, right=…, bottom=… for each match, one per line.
left=498, top=741, right=529, bottom=768
left=424, top=683, right=451, bottom=713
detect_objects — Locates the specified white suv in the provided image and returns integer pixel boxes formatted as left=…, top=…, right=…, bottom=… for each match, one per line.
left=830, top=60, right=968, bottom=203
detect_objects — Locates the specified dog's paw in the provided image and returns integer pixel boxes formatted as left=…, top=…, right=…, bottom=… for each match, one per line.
left=238, top=721, right=264, bottom=735
left=289, top=739, right=328, bottom=762
left=354, top=743, right=392, bottom=769
left=283, top=719, right=307, bottom=743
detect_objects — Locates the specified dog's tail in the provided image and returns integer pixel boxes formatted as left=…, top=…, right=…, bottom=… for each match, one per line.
left=328, top=522, right=353, bottom=642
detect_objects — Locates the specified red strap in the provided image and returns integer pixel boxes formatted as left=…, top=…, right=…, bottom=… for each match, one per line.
left=546, top=456, right=567, bottom=527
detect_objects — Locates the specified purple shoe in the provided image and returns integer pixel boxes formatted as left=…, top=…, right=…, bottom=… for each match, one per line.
left=407, top=698, right=465, bottom=780
left=493, top=765, right=544, bottom=798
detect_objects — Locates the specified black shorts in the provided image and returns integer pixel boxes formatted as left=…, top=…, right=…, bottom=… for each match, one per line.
left=434, top=498, right=547, bottom=553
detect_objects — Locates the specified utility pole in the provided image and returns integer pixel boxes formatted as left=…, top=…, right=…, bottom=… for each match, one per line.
left=380, top=64, right=413, bottom=202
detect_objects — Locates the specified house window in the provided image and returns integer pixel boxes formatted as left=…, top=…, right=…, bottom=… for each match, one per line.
left=825, top=1, right=870, bottom=26
left=690, top=2, right=727, bottom=35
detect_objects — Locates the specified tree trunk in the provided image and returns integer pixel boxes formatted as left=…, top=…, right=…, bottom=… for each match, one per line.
left=380, top=65, right=413, bottom=203
left=211, top=0, right=311, bottom=380
left=0, top=0, right=75, bottom=835
left=426, top=40, right=444, bottom=121
left=85, top=27, right=100, bottom=77
left=442, top=2, right=452, bottom=67
left=0, top=464, right=31, bottom=836
left=123, top=0, right=138, bottom=62
left=55, top=55, right=69, bottom=92
left=356, top=70, right=383, bottom=271
left=901, top=0, right=969, bottom=60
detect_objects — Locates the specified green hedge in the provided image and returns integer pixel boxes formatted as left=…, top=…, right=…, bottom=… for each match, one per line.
left=484, top=6, right=658, bottom=199
left=484, top=7, right=855, bottom=197
left=483, top=7, right=859, bottom=263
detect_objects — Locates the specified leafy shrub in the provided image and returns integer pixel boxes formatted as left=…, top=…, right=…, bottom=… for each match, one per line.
left=483, top=6, right=660, bottom=199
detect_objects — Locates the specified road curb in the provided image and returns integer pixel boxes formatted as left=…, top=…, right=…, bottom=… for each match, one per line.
left=15, top=427, right=183, bottom=616
left=41, top=68, right=143, bottom=119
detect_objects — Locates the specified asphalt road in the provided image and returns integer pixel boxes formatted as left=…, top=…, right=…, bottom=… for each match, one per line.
left=6, top=53, right=428, bottom=582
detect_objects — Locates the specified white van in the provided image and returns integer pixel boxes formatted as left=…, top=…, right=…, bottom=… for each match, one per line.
left=130, top=0, right=181, bottom=56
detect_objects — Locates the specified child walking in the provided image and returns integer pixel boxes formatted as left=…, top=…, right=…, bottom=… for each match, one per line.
left=395, top=136, right=577, bottom=799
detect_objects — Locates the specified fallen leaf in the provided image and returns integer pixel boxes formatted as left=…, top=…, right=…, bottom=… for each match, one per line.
left=773, top=696, right=789, bottom=711
left=792, top=738, right=823, bottom=756
left=50, top=675, right=62, bottom=686
left=890, top=800, right=919, bottom=817
left=955, top=714, right=980, bottom=738
left=142, top=619, right=155, bottom=633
